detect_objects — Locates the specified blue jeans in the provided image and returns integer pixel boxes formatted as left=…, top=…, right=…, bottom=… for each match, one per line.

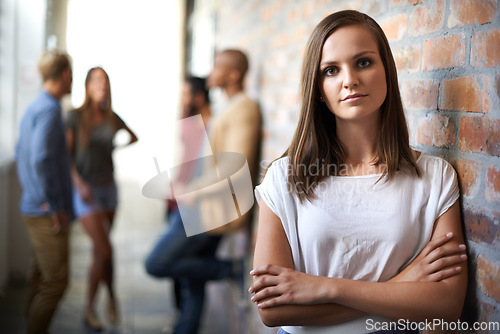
left=145, top=210, right=233, bottom=334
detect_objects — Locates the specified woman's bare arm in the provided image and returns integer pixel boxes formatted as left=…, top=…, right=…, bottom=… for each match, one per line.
left=122, top=124, right=138, bottom=145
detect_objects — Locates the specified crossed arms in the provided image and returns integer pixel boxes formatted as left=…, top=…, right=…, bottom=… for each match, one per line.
left=250, top=200, right=467, bottom=327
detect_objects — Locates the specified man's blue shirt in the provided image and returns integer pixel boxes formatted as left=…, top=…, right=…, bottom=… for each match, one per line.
left=16, top=90, right=74, bottom=219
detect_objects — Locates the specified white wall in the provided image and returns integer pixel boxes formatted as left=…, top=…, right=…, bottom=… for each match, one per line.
left=0, top=0, right=47, bottom=289
left=0, top=0, right=45, bottom=155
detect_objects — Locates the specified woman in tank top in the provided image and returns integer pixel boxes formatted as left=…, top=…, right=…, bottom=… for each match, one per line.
left=66, top=67, right=138, bottom=330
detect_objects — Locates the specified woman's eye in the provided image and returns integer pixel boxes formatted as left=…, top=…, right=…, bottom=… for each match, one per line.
left=358, top=59, right=371, bottom=68
left=323, top=67, right=338, bottom=76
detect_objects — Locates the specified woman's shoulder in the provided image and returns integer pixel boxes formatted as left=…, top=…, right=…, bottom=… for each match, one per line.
left=414, top=151, right=457, bottom=179
left=259, top=156, right=290, bottom=184
left=267, top=156, right=290, bottom=175
left=416, top=151, right=452, bottom=167
left=270, top=156, right=290, bottom=167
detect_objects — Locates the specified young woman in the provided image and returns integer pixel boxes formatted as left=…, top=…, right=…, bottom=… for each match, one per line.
left=250, top=10, right=467, bottom=334
left=66, top=67, right=138, bottom=330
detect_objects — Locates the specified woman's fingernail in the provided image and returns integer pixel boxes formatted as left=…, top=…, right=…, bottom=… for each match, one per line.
left=460, top=254, right=467, bottom=260
left=459, top=244, right=466, bottom=250
left=446, top=232, right=453, bottom=237
left=249, top=270, right=254, bottom=275
left=455, top=267, right=461, bottom=272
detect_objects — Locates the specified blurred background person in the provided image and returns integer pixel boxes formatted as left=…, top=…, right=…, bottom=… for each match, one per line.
left=145, top=49, right=261, bottom=334
left=166, top=76, right=212, bottom=222
left=145, top=75, right=212, bottom=334
left=66, top=66, right=138, bottom=330
left=166, top=76, right=212, bottom=314
left=15, top=49, right=74, bottom=334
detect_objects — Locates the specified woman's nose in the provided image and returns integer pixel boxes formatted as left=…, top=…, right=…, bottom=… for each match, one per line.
left=343, top=67, right=359, bottom=89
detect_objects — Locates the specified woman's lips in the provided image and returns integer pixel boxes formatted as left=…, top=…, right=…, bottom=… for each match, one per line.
left=342, top=94, right=367, bottom=102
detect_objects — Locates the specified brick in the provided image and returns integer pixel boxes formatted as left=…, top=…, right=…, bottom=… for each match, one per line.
left=462, top=298, right=498, bottom=332
left=471, top=29, right=500, bottom=68
left=477, top=254, right=500, bottom=302
left=289, top=7, right=298, bottom=23
left=293, top=24, right=308, bottom=43
left=476, top=300, right=499, bottom=327
left=459, top=116, right=500, bottom=156
left=314, top=0, right=331, bottom=13
left=496, top=74, right=500, bottom=99
left=463, top=209, right=499, bottom=244
left=441, top=76, right=490, bottom=113
left=455, top=159, right=481, bottom=197
left=392, top=44, right=421, bottom=73
left=423, top=34, right=466, bottom=70
left=342, top=0, right=363, bottom=11
left=390, top=0, right=422, bottom=6
left=416, top=113, right=456, bottom=148
left=364, top=0, right=389, bottom=16
left=381, top=13, right=408, bottom=41
left=300, top=1, right=314, bottom=20
left=280, top=90, right=299, bottom=108
left=448, top=0, right=497, bottom=27
left=271, top=32, right=289, bottom=50
left=271, top=1, right=283, bottom=18
left=408, top=0, right=445, bottom=36
left=400, top=79, right=439, bottom=110
left=486, top=166, right=500, bottom=203
left=405, top=111, right=417, bottom=145
left=261, top=6, right=272, bottom=20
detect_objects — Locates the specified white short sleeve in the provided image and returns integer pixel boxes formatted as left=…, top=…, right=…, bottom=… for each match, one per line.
left=436, top=158, right=460, bottom=218
left=254, top=158, right=301, bottom=270
left=254, top=158, right=289, bottom=219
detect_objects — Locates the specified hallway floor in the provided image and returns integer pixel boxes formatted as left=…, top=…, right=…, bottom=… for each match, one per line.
left=0, top=178, right=264, bottom=333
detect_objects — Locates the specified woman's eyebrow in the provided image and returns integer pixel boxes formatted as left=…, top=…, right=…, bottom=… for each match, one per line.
left=320, top=50, right=377, bottom=67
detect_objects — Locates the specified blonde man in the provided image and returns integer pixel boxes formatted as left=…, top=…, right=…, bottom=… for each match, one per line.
left=16, top=49, right=74, bottom=334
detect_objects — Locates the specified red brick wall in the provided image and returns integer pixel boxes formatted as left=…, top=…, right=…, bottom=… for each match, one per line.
left=208, top=0, right=500, bottom=330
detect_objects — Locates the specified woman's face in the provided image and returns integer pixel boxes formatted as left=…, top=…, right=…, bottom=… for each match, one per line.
left=318, top=25, right=387, bottom=124
left=87, top=68, right=109, bottom=104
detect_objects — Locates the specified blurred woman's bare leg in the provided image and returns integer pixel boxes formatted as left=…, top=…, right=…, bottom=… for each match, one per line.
left=80, top=212, right=112, bottom=329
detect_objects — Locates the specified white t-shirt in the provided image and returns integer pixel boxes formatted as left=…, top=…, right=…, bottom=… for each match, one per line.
left=254, top=153, right=460, bottom=334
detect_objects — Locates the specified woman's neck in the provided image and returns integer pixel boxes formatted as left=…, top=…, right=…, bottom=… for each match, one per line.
left=89, top=100, right=102, bottom=112
left=89, top=102, right=104, bottom=124
left=335, top=116, right=382, bottom=175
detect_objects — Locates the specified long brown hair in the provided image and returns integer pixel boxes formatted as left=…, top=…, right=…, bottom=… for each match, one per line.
left=284, top=10, right=419, bottom=203
left=76, top=67, right=117, bottom=148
